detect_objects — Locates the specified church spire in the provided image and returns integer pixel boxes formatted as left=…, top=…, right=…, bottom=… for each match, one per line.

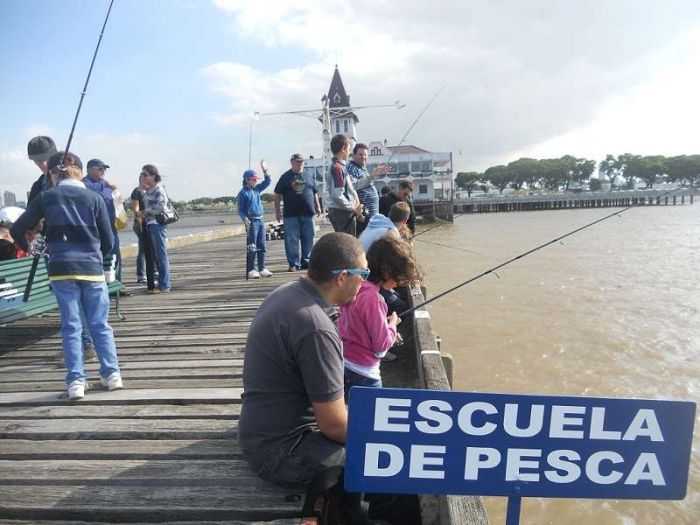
left=325, top=66, right=359, bottom=141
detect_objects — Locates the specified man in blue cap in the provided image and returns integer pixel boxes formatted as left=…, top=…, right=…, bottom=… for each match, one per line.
left=83, top=159, right=131, bottom=296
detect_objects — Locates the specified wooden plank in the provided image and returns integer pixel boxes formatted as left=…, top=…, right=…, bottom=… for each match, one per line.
left=0, top=439, right=240, bottom=460
left=0, top=359, right=243, bottom=373
left=0, top=378, right=243, bottom=393
left=0, top=368, right=241, bottom=383
left=0, top=388, right=243, bottom=406
left=0, top=418, right=235, bottom=439
left=0, top=404, right=240, bottom=419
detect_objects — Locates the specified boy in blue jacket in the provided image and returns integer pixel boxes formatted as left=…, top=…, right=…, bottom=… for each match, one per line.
left=238, top=161, right=272, bottom=279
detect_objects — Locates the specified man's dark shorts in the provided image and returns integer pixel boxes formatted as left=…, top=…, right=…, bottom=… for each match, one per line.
left=247, top=429, right=345, bottom=487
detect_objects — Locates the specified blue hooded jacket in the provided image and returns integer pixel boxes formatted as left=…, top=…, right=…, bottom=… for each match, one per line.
left=237, top=174, right=271, bottom=221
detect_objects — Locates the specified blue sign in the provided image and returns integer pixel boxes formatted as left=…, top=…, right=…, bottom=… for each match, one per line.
left=345, top=388, right=695, bottom=500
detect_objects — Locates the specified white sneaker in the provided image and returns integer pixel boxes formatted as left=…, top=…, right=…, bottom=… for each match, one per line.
left=67, top=380, right=86, bottom=400
left=247, top=270, right=260, bottom=279
left=100, top=372, right=123, bottom=391
left=259, top=268, right=273, bottom=277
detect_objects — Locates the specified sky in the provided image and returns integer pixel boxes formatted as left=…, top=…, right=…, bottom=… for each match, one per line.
left=2, top=0, right=700, bottom=202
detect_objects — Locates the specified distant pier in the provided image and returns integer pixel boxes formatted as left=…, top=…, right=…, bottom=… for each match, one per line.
left=454, top=189, right=696, bottom=214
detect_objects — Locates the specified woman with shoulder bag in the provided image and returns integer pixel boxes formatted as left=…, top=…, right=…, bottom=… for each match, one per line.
left=140, top=164, right=172, bottom=292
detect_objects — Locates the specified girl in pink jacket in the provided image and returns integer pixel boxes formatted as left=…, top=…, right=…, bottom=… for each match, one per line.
left=338, top=236, right=421, bottom=399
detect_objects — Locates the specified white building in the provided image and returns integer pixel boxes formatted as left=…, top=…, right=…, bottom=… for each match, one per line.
left=304, top=68, right=454, bottom=203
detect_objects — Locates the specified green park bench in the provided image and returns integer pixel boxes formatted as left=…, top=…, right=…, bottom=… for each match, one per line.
left=0, top=256, right=125, bottom=326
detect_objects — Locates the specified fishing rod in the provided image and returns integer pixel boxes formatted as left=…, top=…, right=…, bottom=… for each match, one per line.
left=385, top=86, right=446, bottom=165
left=24, top=0, right=115, bottom=302
left=399, top=187, right=690, bottom=317
left=345, top=87, right=446, bottom=231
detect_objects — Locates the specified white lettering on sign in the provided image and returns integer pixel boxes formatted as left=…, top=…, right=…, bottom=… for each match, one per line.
left=364, top=443, right=403, bottom=477
left=372, top=398, right=663, bottom=442
left=585, top=451, right=624, bottom=484
left=590, top=407, right=622, bottom=440
left=503, top=403, right=545, bottom=437
left=623, top=409, right=664, bottom=442
left=550, top=405, right=586, bottom=439
left=464, top=447, right=501, bottom=480
left=544, top=450, right=581, bottom=483
left=374, top=398, right=411, bottom=432
left=457, top=402, right=498, bottom=436
left=416, top=400, right=453, bottom=434
left=625, top=453, right=666, bottom=486
left=409, top=445, right=446, bottom=479
left=505, top=448, right=542, bottom=482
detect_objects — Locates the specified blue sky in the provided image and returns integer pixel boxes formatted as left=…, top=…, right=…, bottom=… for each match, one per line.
left=2, top=0, right=700, bottom=202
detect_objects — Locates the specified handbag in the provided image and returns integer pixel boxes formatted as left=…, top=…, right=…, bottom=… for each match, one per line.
left=155, top=207, right=179, bottom=225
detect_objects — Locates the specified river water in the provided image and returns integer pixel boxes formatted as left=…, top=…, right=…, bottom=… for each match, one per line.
left=413, top=205, right=699, bottom=524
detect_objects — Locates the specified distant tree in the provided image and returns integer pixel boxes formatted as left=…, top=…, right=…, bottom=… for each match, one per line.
left=455, top=171, right=482, bottom=197
left=572, top=157, right=596, bottom=185
left=665, top=155, right=700, bottom=187
left=507, top=158, right=540, bottom=189
left=484, top=165, right=511, bottom=194
left=599, top=154, right=621, bottom=190
left=261, top=193, right=275, bottom=203
left=624, top=155, right=666, bottom=189
left=589, top=178, right=602, bottom=191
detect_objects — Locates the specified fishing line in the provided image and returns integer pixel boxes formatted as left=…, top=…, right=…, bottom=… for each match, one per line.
left=399, top=187, right=690, bottom=317
left=24, top=0, right=116, bottom=302
left=413, top=237, right=495, bottom=259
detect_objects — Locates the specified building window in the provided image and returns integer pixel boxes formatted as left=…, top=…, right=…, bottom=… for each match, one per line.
left=371, top=147, right=381, bottom=156
left=398, top=162, right=410, bottom=174
left=419, top=184, right=428, bottom=194
left=344, top=120, right=348, bottom=133
left=335, top=121, right=340, bottom=133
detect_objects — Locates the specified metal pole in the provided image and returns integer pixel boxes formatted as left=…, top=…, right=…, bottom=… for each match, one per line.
left=505, top=496, right=521, bottom=525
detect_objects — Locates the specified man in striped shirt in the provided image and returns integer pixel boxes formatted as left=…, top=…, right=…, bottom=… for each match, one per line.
left=11, top=151, right=123, bottom=401
left=345, top=143, right=390, bottom=236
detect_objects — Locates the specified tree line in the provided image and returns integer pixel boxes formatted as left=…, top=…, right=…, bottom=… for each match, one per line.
left=456, top=154, right=700, bottom=196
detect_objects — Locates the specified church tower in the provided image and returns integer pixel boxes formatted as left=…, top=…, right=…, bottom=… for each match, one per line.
left=326, top=66, right=358, bottom=143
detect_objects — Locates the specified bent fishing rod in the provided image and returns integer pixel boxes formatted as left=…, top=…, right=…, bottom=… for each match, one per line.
left=24, top=0, right=115, bottom=302
left=399, top=187, right=688, bottom=317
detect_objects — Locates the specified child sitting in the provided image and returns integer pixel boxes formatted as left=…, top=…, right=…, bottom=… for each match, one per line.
left=338, top=236, right=421, bottom=398
left=237, top=161, right=272, bottom=279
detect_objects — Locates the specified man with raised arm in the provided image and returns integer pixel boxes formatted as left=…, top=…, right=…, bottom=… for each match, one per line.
left=346, top=142, right=390, bottom=236
left=239, top=232, right=367, bottom=486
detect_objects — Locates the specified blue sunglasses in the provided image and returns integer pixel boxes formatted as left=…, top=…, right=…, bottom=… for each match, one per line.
left=331, top=268, right=371, bottom=280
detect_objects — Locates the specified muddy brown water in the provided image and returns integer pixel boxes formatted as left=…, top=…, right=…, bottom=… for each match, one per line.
left=414, top=205, right=699, bottom=525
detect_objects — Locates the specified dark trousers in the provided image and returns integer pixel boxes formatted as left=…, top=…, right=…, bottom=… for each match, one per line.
left=141, top=223, right=156, bottom=290
left=328, top=208, right=356, bottom=236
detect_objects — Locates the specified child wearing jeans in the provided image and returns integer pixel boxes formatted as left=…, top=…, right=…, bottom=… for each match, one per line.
left=237, top=161, right=272, bottom=279
left=338, top=236, right=421, bottom=399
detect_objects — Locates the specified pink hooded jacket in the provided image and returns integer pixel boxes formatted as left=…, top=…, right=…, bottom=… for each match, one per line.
left=338, top=280, right=398, bottom=369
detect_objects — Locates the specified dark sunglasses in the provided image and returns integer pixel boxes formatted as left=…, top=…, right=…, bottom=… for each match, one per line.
left=331, top=268, right=370, bottom=280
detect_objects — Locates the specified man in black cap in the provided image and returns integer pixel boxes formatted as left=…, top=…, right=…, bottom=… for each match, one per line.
left=83, top=159, right=130, bottom=295
left=27, top=136, right=58, bottom=203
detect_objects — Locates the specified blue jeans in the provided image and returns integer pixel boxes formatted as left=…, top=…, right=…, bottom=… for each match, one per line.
left=79, top=305, right=93, bottom=348
left=133, top=221, right=145, bottom=281
left=148, top=223, right=171, bottom=291
left=344, top=367, right=382, bottom=400
left=283, top=215, right=315, bottom=268
left=52, top=280, right=120, bottom=384
left=246, top=218, right=266, bottom=272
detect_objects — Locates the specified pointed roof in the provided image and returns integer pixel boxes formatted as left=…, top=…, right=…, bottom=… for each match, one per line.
left=328, top=66, right=351, bottom=108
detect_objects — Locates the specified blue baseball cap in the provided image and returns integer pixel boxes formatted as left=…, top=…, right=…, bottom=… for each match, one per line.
left=243, top=169, right=258, bottom=181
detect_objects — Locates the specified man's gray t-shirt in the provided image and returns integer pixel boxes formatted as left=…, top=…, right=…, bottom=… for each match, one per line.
left=239, top=278, right=344, bottom=457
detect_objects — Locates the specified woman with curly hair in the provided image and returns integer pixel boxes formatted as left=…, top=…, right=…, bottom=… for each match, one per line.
left=337, top=236, right=421, bottom=398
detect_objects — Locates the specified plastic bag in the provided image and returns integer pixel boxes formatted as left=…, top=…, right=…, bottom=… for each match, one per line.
left=112, top=190, right=128, bottom=230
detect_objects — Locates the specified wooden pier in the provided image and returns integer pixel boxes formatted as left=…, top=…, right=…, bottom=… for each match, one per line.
left=0, top=229, right=488, bottom=524
left=455, top=189, right=696, bottom=214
